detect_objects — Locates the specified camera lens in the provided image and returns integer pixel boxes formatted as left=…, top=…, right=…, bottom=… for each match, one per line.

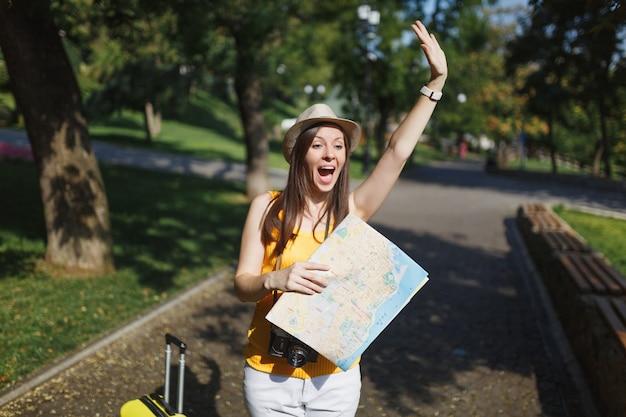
left=287, top=345, right=308, bottom=368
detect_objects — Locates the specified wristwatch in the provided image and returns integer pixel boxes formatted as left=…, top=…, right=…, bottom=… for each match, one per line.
left=420, top=85, right=443, bottom=101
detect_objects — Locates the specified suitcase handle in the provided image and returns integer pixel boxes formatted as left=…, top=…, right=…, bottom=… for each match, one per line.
left=166, top=333, right=187, bottom=354
left=164, top=333, right=186, bottom=413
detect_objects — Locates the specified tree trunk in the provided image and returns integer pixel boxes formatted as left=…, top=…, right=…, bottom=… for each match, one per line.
left=234, top=49, right=268, bottom=199
left=598, top=102, right=612, bottom=178
left=143, top=101, right=161, bottom=143
left=547, top=111, right=557, bottom=175
left=592, top=139, right=603, bottom=177
left=0, top=0, right=115, bottom=273
left=143, top=103, right=153, bottom=144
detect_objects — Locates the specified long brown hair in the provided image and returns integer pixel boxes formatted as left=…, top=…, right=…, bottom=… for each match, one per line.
left=262, top=123, right=352, bottom=257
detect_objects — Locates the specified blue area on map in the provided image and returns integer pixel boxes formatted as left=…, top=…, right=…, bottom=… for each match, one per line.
left=335, top=245, right=428, bottom=370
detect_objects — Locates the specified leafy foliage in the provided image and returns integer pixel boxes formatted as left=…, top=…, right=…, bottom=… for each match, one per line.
left=506, top=0, right=626, bottom=176
left=3, top=0, right=625, bottom=174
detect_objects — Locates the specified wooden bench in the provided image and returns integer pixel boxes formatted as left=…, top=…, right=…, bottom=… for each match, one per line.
left=516, top=202, right=626, bottom=416
left=519, top=202, right=548, bottom=214
left=522, top=207, right=566, bottom=231
left=516, top=204, right=591, bottom=271
left=557, top=253, right=626, bottom=296
left=539, top=230, right=591, bottom=253
left=595, top=297, right=626, bottom=355
left=517, top=203, right=567, bottom=233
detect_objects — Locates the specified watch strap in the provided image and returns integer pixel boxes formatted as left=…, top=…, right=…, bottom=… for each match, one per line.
left=420, top=85, right=443, bottom=101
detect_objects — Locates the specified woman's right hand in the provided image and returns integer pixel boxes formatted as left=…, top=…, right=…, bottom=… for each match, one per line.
left=266, top=261, right=330, bottom=295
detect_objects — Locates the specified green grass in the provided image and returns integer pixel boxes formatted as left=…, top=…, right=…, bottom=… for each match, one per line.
left=0, top=160, right=248, bottom=390
left=89, top=91, right=245, bottom=160
left=505, top=158, right=581, bottom=174
left=505, top=154, right=625, bottom=180
left=88, top=90, right=294, bottom=172
left=552, top=205, right=626, bottom=276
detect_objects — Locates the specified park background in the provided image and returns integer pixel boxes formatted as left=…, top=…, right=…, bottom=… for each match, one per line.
left=0, top=0, right=625, bottom=397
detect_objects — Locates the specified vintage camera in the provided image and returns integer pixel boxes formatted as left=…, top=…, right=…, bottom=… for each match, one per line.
left=268, top=325, right=318, bottom=368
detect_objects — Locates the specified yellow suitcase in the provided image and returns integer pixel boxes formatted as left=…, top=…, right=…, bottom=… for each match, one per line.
left=120, top=334, right=187, bottom=417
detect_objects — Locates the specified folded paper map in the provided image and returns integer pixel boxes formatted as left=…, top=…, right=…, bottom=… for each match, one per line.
left=266, top=214, right=429, bottom=370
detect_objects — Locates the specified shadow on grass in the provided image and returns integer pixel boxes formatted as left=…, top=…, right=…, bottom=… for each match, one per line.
left=103, top=164, right=248, bottom=291
left=94, top=116, right=144, bottom=130
left=178, top=98, right=241, bottom=143
left=0, top=161, right=47, bottom=280
left=0, top=248, right=42, bottom=278
left=0, top=160, right=249, bottom=292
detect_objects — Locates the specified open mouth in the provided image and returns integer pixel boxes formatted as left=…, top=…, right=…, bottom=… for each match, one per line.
left=318, top=166, right=336, bottom=184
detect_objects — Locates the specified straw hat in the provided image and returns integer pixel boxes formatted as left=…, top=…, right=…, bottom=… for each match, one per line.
left=282, top=103, right=361, bottom=162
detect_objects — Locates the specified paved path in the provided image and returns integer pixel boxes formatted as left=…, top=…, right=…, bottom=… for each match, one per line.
left=0, top=128, right=288, bottom=189
left=2, top=130, right=626, bottom=416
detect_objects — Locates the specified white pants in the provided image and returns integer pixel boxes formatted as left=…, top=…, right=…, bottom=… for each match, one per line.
left=243, top=364, right=361, bottom=417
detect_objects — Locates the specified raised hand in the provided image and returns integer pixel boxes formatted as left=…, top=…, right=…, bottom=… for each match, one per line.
left=411, top=20, right=447, bottom=87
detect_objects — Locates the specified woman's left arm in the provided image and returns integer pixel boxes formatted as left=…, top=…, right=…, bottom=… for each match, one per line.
left=351, top=20, right=447, bottom=220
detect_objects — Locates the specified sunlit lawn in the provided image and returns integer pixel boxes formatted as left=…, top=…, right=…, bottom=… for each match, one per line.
left=0, top=160, right=248, bottom=390
left=88, top=90, right=293, bottom=172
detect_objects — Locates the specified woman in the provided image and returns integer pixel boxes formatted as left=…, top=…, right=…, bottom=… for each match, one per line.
left=235, top=20, right=447, bottom=417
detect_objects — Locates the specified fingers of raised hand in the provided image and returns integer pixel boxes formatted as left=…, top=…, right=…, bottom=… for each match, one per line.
left=410, top=20, right=439, bottom=49
left=411, top=20, right=448, bottom=77
left=411, top=20, right=432, bottom=43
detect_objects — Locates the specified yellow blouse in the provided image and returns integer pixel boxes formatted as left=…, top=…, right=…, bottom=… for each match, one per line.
left=244, top=192, right=359, bottom=379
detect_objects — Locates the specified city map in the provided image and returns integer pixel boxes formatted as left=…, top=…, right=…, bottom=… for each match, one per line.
left=265, top=214, right=429, bottom=371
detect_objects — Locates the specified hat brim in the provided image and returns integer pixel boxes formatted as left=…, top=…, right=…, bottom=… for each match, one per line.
left=282, top=117, right=361, bottom=162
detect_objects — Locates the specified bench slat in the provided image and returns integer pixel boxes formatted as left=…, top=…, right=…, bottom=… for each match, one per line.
left=558, top=254, right=626, bottom=295
left=544, top=231, right=589, bottom=252
left=570, top=254, right=603, bottom=292
left=596, top=297, right=626, bottom=356
left=559, top=254, right=592, bottom=292
left=582, top=255, right=626, bottom=294
left=613, top=298, right=626, bottom=321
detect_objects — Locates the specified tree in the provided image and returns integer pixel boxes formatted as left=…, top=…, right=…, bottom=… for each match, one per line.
left=87, top=60, right=192, bottom=142
left=329, top=0, right=526, bottom=164
left=506, top=0, right=626, bottom=177
left=205, top=0, right=302, bottom=198
left=433, top=4, right=495, bottom=143
left=566, top=0, right=624, bottom=177
left=0, top=0, right=115, bottom=273
left=43, top=0, right=338, bottom=199
left=329, top=1, right=432, bottom=160
left=52, top=0, right=188, bottom=143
